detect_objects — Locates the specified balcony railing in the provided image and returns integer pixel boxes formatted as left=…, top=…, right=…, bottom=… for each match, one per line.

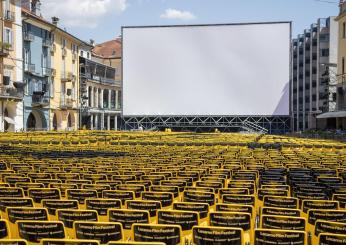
left=42, top=39, right=52, bottom=48
left=23, top=32, right=34, bottom=42
left=42, top=67, right=52, bottom=77
left=24, top=63, right=35, bottom=74
left=61, top=71, right=76, bottom=82
left=62, top=48, right=67, bottom=57
left=60, top=98, right=74, bottom=109
left=51, top=43, right=56, bottom=54
left=0, top=43, right=11, bottom=57
left=0, top=86, right=24, bottom=100
left=3, top=10, right=15, bottom=22
left=341, top=2, right=346, bottom=14
left=32, top=93, right=49, bottom=107
left=72, top=52, right=78, bottom=61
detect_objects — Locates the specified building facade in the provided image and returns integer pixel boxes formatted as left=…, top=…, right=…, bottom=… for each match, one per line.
left=79, top=43, right=121, bottom=130
left=291, top=17, right=338, bottom=131
left=335, top=1, right=346, bottom=129
left=22, top=0, right=84, bottom=131
left=0, top=0, right=23, bottom=132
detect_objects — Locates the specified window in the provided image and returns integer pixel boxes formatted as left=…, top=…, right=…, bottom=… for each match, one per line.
left=24, top=48, right=30, bottom=65
left=343, top=22, right=346, bottom=38
left=42, top=49, right=48, bottom=68
left=343, top=57, right=345, bottom=75
left=3, top=28, right=12, bottom=46
left=3, top=0, right=10, bottom=12
left=50, top=78, right=54, bottom=98
left=61, top=38, right=66, bottom=49
left=71, top=43, right=77, bottom=53
left=61, top=57, right=66, bottom=74
left=80, top=50, right=84, bottom=57
left=320, top=49, right=329, bottom=57
left=87, top=52, right=90, bottom=59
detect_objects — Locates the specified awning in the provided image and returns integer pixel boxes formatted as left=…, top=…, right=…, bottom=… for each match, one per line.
left=316, top=111, right=346, bottom=119
left=4, top=117, right=15, bottom=124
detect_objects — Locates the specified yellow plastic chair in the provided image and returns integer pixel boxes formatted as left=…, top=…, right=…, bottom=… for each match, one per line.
left=132, top=224, right=182, bottom=245
left=74, top=221, right=123, bottom=243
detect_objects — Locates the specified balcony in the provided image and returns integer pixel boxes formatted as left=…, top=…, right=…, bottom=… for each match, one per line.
left=0, top=86, right=24, bottom=100
left=0, top=42, right=11, bottom=57
left=23, top=32, right=34, bottom=42
left=24, top=63, right=35, bottom=74
left=72, top=52, right=78, bottom=61
left=62, top=48, right=67, bottom=57
left=51, top=68, right=56, bottom=77
left=61, top=71, right=76, bottom=82
left=60, top=98, right=74, bottom=109
left=42, top=39, right=52, bottom=48
left=3, top=10, right=15, bottom=22
left=32, top=92, right=49, bottom=107
left=42, top=67, right=52, bottom=77
left=50, top=44, right=56, bottom=54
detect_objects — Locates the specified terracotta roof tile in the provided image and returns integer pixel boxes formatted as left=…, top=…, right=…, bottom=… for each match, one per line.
left=92, top=38, right=122, bottom=58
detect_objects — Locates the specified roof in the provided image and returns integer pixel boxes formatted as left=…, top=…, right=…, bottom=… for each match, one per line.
left=92, top=38, right=122, bottom=59
left=316, top=111, right=346, bottom=119
left=22, top=8, right=91, bottom=47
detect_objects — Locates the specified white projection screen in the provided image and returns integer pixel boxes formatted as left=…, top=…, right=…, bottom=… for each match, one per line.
left=122, top=22, right=291, bottom=116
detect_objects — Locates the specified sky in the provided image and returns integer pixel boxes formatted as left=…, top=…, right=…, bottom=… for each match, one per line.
left=41, top=0, right=339, bottom=44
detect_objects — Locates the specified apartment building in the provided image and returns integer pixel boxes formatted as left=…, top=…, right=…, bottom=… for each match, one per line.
left=334, top=1, right=346, bottom=129
left=291, top=17, right=338, bottom=131
left=22, top=0, right=85, bottom=131
left=79, top=42, right=122, bottom=130
left=0, top=0, right=23, bottom=132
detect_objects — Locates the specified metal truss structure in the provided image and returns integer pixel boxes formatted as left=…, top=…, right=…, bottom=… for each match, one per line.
left=119, top=116, right=291, bottom=134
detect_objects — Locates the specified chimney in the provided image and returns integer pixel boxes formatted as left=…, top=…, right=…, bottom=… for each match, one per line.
left=52, top=17, right=59, bottom=26
left=90, top=39, right=95, bottom=47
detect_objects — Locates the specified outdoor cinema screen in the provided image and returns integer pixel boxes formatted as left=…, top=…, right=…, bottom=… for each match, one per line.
left=122, top=22, right=290, bottom=116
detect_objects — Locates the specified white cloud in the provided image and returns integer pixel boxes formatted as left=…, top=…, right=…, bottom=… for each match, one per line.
left=160, top=8, right=196, bottom=21
left=41, top=0, right=128, bottom=28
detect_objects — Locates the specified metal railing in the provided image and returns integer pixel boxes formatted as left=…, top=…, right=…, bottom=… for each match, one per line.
left=60, top=98, right=74, bottom=108
left=61, top=71, right=75, bottom=81
left=42, top=67, right=52, bottom=77
left=3, top=10, right=15, bottom=22
left=0, top=86, right=23, bottom=100
left=42, top=39, right=52, bottom=48
left=23, top=32, right=34, bottom=42
left=32, top=94, right=49, bottom=107
left=24, top=63, right=35, bottom=74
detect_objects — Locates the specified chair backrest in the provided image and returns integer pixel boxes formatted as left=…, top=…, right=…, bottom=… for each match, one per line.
left=57, top=209, right=98, bottom=229
left=28, top=188, right=61, bottom=204
left=318, top=233, right=346, bottom=245
left=183, top=191, right=215, bottom=206
left=260, top=215, right=306, bottom=231
left=42, top=199, right=79, bottom=216
left=0, top=219, right=10, bottom=239
left=108, top=209, right=150, bottom=230
left=254, top=229, right=307, bottom=245
left=66, top=189, right=98, bottom=205
left=132, top=224, right=182, bottom=245
left=16, top=221, right=65, bottom=244
left=173, top=202, right=210, bottom=220
left=126, top=200, right=162, bottom=218
left=85, top=198, right=122, bottom=216
left=6, top=207, right=48, bottom=224
left=263, top=196, right=299, bottom=209
left=192, top=226, right=244, bottom=245
left=41, top=239, right=99, bottom=245
left=141, top=191, right=174, bottom=208
left=74, top=221, right=123, bottom=244
left=157, top=210, right=199, bottom=231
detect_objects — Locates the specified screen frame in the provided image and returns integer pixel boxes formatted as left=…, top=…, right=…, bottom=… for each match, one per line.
left=121, top=21, right=292, bottom=117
